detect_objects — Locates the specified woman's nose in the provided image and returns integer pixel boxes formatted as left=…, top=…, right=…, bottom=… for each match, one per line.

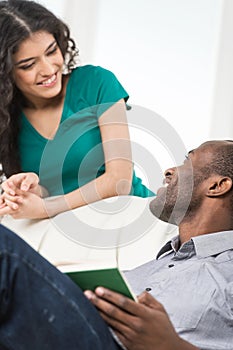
left=38, top=58, right=54, bottom=76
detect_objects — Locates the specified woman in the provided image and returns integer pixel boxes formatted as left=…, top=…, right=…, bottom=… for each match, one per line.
left=0, top=0, right=154, bottom=219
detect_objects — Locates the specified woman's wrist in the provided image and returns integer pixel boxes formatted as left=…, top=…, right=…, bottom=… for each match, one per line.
left=43, top=195, right=71, bottom=217
left=39, top=185, right=49, bottom=198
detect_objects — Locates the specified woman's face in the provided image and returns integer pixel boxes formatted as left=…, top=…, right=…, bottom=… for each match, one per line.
left=13, top=31, right=64, bottom=105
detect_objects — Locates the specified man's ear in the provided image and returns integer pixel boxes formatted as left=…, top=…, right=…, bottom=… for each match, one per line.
left=207, top=177, right=232, bottom=197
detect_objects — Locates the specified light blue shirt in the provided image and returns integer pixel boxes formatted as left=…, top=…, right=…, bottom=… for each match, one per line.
left=125, top=230, right=233, bottom=350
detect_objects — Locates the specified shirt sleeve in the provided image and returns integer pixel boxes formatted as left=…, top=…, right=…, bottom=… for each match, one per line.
left=90, top=66, right=129, bottom=118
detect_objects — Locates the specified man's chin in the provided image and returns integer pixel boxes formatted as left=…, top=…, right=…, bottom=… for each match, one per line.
left=149, top=197, right=178, bottom=226
left=149, top=196, right=167, bottom=220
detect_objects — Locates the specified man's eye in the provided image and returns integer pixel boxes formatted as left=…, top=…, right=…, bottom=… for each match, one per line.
left=183, top=155, right=190, bottom=163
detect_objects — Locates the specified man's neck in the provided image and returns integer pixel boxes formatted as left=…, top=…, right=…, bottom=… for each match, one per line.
left=178, top=211, right=233, bottom=245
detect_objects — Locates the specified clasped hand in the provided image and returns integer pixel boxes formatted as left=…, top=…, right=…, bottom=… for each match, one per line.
left=0, top=173, right=48, bottom=219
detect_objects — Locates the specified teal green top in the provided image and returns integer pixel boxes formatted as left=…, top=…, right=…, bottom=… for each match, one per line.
left=19, top=65, right=155, bottom=197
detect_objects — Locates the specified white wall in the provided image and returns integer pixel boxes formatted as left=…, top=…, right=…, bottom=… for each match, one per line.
left=93, top=0, right=223, bottom=150
left=37, top=0, right=232, bottom=165
left=209, top=0, right=233, bottom=139
left=38, top=0, right=65, bottom=18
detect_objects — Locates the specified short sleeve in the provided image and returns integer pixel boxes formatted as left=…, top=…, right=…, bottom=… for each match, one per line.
left=65, top=65, right=129, bottom=119
left=90, top=66, right=129, bottom=118
left=94, top=66, right=128, bottom=103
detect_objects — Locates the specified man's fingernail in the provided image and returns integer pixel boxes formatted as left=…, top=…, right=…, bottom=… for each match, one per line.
left=84, top=290, right=94, bottom=299
left=95, top=287, right=105, bottom=296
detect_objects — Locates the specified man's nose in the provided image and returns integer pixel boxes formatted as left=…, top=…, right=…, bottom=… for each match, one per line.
left=163, top=167, right=176, bottom=184
left=164, top=167, right=176, bottom=178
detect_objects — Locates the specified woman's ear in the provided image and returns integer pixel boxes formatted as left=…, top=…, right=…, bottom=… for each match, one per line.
left=207, top=177, right=232, bottom=197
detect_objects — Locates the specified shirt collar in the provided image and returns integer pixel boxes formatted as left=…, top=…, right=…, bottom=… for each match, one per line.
left=191, top=230, right=233, bottom=258
left=156, top=236, right=179, bottom=259
left=156, top=230, right=233, bottom=259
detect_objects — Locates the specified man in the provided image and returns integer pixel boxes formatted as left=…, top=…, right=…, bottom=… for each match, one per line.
left=0, top=140, right=232, bottom=349
left=86, top=139, right=233, bottom=350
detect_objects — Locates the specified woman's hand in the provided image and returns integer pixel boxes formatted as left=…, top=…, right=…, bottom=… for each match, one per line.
left=0, top=172, right=50, bottom=217
left=0, top=173, right=49, bottom=219
left=0, top=190, right=49, bottom=219
left=85, top=288, right=199, bottom=350
left=1, top=172, right=41, bottom=197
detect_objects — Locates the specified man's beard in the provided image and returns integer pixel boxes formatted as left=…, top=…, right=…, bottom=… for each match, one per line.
left=149, top=174, right=197, bottom=225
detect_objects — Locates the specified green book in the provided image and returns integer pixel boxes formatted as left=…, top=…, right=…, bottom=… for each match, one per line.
left=58, top=262, right=136, bottom=301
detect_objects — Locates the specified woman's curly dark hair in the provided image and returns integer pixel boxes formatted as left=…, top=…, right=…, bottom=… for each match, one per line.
left=0, top=0, right=79, bottom=177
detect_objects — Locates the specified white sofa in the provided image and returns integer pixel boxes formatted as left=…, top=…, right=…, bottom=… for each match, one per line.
left=1, top=196, right=177, bottom=270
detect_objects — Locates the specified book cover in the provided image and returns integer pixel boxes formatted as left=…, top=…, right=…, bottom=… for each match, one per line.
left=58, top=262, right=136, bottom=301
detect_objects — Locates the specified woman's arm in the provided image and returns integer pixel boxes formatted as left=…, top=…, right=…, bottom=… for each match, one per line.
left=0, top=99, right=134, bottom=219
left=43, top=98, right=133, bottom=217
left=63, top=98, right=133, bottom=204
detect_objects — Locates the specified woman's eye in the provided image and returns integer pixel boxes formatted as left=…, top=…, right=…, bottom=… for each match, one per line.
left=47, top=46, right=57, bottom=56
left=19, top=63, right=34, bottom=70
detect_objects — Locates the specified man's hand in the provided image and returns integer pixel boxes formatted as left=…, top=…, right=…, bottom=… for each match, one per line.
left=85, top=288, right=199, bottom=350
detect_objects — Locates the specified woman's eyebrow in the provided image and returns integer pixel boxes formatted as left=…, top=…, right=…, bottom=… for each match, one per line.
left=14, top=40, right=57, bottom=66
left=45, top=40, right=57, bottom=52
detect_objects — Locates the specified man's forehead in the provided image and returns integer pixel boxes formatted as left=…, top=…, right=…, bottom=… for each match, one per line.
left=187, top=142, right=217, bottom=163
left=186, top=140, right=232, bottom=166
left=190, top=140, right=232, bottom=154
left=200, top=140, right=232, bottom=148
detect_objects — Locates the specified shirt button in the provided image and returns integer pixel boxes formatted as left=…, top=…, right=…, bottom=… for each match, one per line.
left=168, top=264, right=174, bottom=268
left=145, top=287, right=152, bottom=292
